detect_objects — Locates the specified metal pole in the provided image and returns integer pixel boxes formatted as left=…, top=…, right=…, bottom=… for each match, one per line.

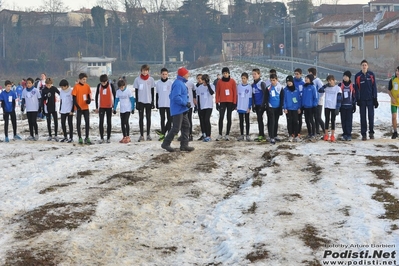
left=162, top=19, right=166, bottom=67
left=290, top=17, right=293, bottom=72
left=228, top=28, right=232, bottom=61
left=362, top=7, right=365, bottom=60
left=284, top=18, right=286, bottom=57
left=3, top=24, right=5, bottom=58
left=119, top=27, right=122, bottom=60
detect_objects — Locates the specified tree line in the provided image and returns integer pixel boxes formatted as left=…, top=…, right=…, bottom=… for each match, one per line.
left=0, top=0, right=314, bottom=76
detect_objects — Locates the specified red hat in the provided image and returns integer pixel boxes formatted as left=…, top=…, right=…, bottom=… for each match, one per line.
left=177, top=67, right=189, bottom=77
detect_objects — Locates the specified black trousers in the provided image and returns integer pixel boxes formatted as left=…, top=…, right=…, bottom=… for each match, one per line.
left=238, top=112, right=250, bottom=136
left=61, top=113, right=73, bottom=139
left=218, top=102, right=235, bottom=136
left=120, top=112, right=131, bottom=137
left=138, top=103, right=152, bottom=136
left=46, top=111, right=58, bottom=137
left=76, top=109, right=90, bottom=139
left=159, top=107, right=171, bottom=135
left=286, top=110, right=299, bottom=137
left=99, top=108, right=112, bottom=139
left=266, top=108, right=280, bottom=139
left=324, top=108, right=337, bottom=130
left=198, top=109, right=205, bottom=135
left=188, top=108, right=193, bottom=135
left=27, top=111, right=38, bottom=137
left=199, top=108, right=212, bottom=137
left=304, top=107, right=316, bottom=136
left=254, top=105, right=265, bottom=137
left=3, top=111, right=17, bottom=138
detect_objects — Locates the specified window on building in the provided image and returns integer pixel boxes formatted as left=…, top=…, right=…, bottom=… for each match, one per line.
left=253, top=42, right=256, bottom=49
left=102, top=62, right=106, bottom=66
left=358, top=36, right=363, bottom=50
left=374, top=35, right=379, bottom=49
left=227, top=42, right=230, bottom=47
left=338, top=30, right=345, bottom=42
left=88, top=62, right=92, bottom=66
left=348, top=38, right=353, bottom=51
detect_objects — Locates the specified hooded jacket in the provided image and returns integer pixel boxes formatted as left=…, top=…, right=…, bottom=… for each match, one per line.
left=301, top=83, right=318, bottom=108
left=283, top=85, right=302, bottom=111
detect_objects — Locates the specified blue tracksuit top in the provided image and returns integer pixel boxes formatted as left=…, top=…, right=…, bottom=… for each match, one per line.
left=283, top=86, right=302, bottom=110
left=169, top=75, right=189, bottom=116
left=268, top=84, right=283, bottom=108
left=354, top=71, right=377, bottom=101
left=301, top=83, right=318, bottom=108
left=0, top=90, right=17, bottom=112
left=252, top=79, right=265, bottom=105
left=293, top=77, right=305, bottom=93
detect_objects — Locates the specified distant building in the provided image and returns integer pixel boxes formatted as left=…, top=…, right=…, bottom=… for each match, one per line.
left=64, top=56, right=117, bottom=77
left=313, top=4, right=368, bottom=19
left=222, top=32, right=264, bottom=58
left=369, top=0, right=399, bottom=12
left=343, top=11, right=399, bottom=70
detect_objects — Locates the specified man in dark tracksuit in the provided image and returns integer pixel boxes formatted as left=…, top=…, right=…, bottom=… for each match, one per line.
left=354, top=60, right=378, bottom=140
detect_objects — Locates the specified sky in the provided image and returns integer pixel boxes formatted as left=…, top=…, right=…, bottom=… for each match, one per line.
left=4, top=0, right=96, bottom=11
left=0, top=61, right=398, bottom=265
left=3, top=0, right=370, bottom=12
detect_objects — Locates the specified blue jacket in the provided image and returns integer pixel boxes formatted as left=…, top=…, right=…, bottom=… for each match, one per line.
left=354, top=71, right=377, bottom=101
left=267, top=83, right=284, bottom=108
left=301, top=83, right=318, bottom=108
left=283, top=86, right=302, bottom=111
left=0, top=90, right=17, bottom=112
left=252, top=79, right=266, bottom=106
left=169, top=75, right=189, bottom=116
left=15, top=85, right=23, bottom=98
left=293, top=77, right=305, bottom=92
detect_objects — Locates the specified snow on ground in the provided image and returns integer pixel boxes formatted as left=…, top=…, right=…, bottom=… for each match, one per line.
left=0, top=62, right=398, bottom=265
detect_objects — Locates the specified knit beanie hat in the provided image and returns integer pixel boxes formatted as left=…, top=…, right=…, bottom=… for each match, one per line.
left=343, top=70, right=352, bottom=79
left=177, top=67, right=189, bottom=77
left=306, top=74, right=314, bottom=83
left=222, top=67, right=230, bottom=74
left=286, top=75, right=294, bottom=84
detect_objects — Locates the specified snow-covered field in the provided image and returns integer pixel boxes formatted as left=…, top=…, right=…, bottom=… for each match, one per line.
left=0, top=62, right=398, bottom=265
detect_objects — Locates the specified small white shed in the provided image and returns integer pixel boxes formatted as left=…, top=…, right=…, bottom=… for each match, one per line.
left=64, top=56, right=117, bottom=77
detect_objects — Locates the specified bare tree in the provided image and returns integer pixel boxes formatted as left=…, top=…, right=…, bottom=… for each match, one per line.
left=39, top=0, right=69, bottom=61
left=96, top=0, right=123, bottom=11
left=40, top=0, right=69, bottom=26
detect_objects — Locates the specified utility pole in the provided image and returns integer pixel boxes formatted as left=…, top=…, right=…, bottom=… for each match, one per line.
left=290, top=15, right=295, bottom=72
left=3, top=25, right=5, bottom=58
left=119, top=27, right=122, bottom=60
left=283, top=18, right=286, bottom=57
left=362, top=5, right=368, bottom=60
left=162, top=19, right=166, bottom=67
